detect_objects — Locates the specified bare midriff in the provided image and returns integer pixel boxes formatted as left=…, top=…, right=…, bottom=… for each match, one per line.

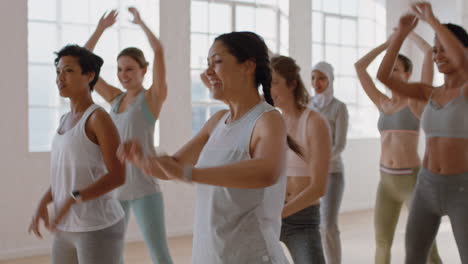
left=380, top=131, right=420, bottom=168
left=285, top=176, right=320, bottom=205
left=423, top=138, right=468, bottom=174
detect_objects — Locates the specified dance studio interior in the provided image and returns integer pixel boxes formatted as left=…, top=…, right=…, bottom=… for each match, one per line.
left=1, top=0, right=467, bottom=263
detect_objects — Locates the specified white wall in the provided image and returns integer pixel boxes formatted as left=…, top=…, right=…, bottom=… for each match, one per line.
left=0, top=0, right=465, bottom=260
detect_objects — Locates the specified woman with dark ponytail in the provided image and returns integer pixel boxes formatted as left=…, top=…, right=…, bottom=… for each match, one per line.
left=271, top=55, right=332, bottom=263
left=118, top=31, right=293, bottom=263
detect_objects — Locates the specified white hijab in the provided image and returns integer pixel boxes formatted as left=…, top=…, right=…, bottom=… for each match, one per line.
left=311, top=61, right=334, bottom=110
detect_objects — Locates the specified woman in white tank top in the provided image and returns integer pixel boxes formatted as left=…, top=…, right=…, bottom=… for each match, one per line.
left=270, top=55, right=332, bottom=263
left=119, top=32, right=303, bottom=264
left=28, top=45, right=126, bottom=264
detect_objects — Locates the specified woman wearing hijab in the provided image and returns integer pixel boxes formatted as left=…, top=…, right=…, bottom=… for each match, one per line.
left=309, top=61, right=349, bottom=264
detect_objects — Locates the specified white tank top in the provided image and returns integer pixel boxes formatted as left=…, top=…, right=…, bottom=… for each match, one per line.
left=51, top=104, right=124, bottom=232
left=193, top=102, right=289, bottom=264
left=110, top=91, right=161, bottom=200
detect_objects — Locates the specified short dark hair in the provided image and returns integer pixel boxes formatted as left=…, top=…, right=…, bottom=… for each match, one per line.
left=397, top=54, right=413, bottom=74
left=54, top=45, right=104, bottom=91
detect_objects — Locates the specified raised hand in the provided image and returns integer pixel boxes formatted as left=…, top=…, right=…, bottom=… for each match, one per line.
left=97, top=10, right=118, bottom=31
left=397, top=13, right=419, bottom=36
left=411, top=2, right=437, bottom=24
left=128, top=7, right=143, bottom=25
left=28, top=205, right=50, bottom=238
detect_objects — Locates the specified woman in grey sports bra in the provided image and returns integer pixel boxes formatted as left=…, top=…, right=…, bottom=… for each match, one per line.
left=377, top=3, right=468, bottom=263
left=119, top=32, right=302, bottom=264
left=356, top=25, right=442, bottom=264
left=84, top=8, right=173, bottom=264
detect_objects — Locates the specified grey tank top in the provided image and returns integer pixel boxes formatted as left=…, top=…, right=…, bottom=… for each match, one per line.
left=110, top=91, right=160, bottom=200
left=193, top=101, right=289, bottom=264
left=377, top=106, right=420, bottom=132
left=422, top=87, right=468, bottom=138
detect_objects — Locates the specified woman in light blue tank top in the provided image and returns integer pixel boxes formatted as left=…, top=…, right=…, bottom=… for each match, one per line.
left=356, top=27, right=442, bottom=264
left=84, top=8, right=173, bottom=264
left=119, top=32, right=304, bottom=264
left=29, top=45, right=126, bottom=264
left=377, top=3, right=468, bottom=263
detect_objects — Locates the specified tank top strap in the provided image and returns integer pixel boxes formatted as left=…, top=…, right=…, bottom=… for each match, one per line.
left=77, top=104, right=101, bottom=132
left=111, top=92, right=126, bottom=112
left=240, top=102, right=276, bottom=151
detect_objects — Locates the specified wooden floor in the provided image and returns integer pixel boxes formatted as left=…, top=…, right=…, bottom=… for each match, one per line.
left=1, top=209, right=461, bottom=264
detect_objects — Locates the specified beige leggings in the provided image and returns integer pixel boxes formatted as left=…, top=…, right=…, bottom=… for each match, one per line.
left=374, top=168, right=442, bottom=264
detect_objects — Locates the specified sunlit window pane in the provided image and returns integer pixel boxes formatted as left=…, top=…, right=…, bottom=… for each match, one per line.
left=312, top=12, right=323, bottom=43
left=325, top=16, right=340, bottom=44
left=192, top=1, right=208, bottom=32
left=191, top=33, right=209, bottom=69
left=209, top=3, right=231, bottom=34
left=61, top=0, right=90, bottom=23
left=29, top=65, right=59, bottom=107
left=28, top=22, right=57, bottom=63
left=256, top=8, right=276, bottom=39
left=28, top=0, right=56, bottom=21
left=236, top=6, right=256, bottom=32
left=341, top=0, right=358, bottom=16
left=192, top=70, right=210, bottom=102
left=323, top=0, right=340, bottom=14
left=341, top=18, right=356, bottom=46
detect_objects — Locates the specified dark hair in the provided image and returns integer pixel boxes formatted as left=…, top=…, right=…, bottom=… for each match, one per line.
left=443, top=23, right=468, bottom=47
left=214, top=32, right=274, bottom=106
left=117, top=47, right=149, bottom=68
left=397, top=54, right=413, bottom=74
left=214, top=32, right=303, bottom=157
left=54, top=44, right=104, bottom=91
left=271, top=55, right=310, bottom=108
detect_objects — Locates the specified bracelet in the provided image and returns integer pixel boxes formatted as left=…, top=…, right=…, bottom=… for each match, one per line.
left=183, top=165, right=193, bottom=183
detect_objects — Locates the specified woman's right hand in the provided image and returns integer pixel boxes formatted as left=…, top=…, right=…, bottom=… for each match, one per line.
left=28, top=204, right=49, bottom=238
left=411, top=2, right=437, bottom=24
left=117, top=139, right=144, bottom=165
left=97, top=10, right=118, bottom=31
left=397, top=13, right=419, bottom=36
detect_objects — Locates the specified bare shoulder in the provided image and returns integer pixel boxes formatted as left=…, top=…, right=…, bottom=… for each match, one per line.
left=305, top=109, right=329, bottom=134
left=200, top=109, right=229, bottom=135
left=255, top=109, right=285, bottom=132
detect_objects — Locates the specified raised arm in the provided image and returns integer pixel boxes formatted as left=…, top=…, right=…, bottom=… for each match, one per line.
left=282, top=113, right=332, bottom=218
left=84, top=10, right=122, bottom=103
left=412, top=2, right=467, bottom=73
left=354, top=42, right=391, bottom=109
left=128, top=7, right=167, bottom=120
left=377, top=14, right=432, bottom=101
left=409, top=31, right=434, bottom=84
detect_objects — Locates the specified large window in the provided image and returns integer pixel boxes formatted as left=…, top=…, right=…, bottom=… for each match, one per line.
left=190, top=0, right=289, bottom=135
left=28, top=0, right=159, bottom=151
left=312, top=0, right=386, bottom=138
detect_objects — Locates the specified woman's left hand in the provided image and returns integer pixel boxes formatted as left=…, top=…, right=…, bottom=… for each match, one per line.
left=128, top=7, right=143, bottom=25
left=49, top=197, right=75, bottom=232
left=411, top=2, right=437, bottom=24
left=154, top=156, right=192, bottom=182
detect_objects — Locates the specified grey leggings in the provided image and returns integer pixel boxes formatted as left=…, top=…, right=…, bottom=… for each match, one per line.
left=52, top=218, right=125, bottom=264
left=406, top=168, right=468, bottom=264
left=280, top=204, right=325, bottom=264
left=320, top=171, right=344, bottom=264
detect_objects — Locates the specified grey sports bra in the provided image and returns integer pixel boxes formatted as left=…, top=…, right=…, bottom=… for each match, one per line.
left=378, top=106, right=420, bottom=132
left=422, top=87, right=468, bottom=138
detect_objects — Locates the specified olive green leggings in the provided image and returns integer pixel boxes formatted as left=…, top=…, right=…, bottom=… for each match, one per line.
left=374, top=168, right=442, bottom=264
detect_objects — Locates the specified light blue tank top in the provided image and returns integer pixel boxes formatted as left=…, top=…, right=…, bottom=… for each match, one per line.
left=422, top=87, right=468, bottom=138
left=193, top=101, right=289, bottom=264
left=377, top=106, right=420, bottom=132
left=110, top=91, right=161, bottom=201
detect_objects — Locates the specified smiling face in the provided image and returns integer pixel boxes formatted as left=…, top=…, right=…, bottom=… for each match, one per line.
left=117, top=56, right=147, bottom=90
left=205, top=40, right=250, bottom=101
left=391, top=59, right=411, bottom=82
left=311, top=70, right=329, bottom=94
left=433, top=36, right=458, bottom=74
left=56, top=56, right=93, bottom=98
